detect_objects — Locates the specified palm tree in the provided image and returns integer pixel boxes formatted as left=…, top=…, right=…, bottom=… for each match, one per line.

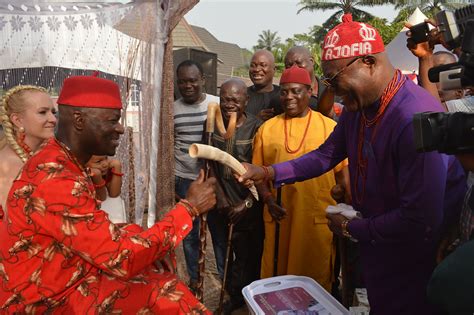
left=254, top=30, right=281, bottom=51
left=271, top=27, right=325, bottom=76
left=297, top=0, right=391, bottom=42
left=391, top=0, right=471, bottom=18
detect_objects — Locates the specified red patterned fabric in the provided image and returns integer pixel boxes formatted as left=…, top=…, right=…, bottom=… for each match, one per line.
left=57, top=75, right=123, bottom=109
left=322, top=13, right=384, bottom=61
left=0, top=138, right=208, bottom=314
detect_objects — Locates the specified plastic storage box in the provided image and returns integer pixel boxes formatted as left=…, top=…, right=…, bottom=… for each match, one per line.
left=242, top=275, right=349, bottom=315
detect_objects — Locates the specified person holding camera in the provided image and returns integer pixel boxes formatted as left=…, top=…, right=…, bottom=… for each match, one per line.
left=405, top=23, right=465, bottom=110
left=237, top=14, right=467, bottom=315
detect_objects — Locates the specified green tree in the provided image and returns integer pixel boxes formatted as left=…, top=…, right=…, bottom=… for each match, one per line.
left=267, top=26, right=325, bottom=76
left=298, top=0, right=392, bottom=41
left=369, top=0, right=470, bottom=44
left=254, top=30, right=281, bottom=51
left=391, top=0, right=471, bottom=19
left=367, top=17, right=403, bottom=44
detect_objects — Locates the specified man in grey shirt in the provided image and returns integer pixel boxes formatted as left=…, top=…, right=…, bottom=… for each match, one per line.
left=174, top=60, right=226, bottom=291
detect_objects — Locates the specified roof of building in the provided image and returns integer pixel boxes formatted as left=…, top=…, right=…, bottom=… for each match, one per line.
left=191, top=25, right=249, bottom=87
left=172, top=19, right=208, bottom=51
left=171, top=18, right=252, bottom=88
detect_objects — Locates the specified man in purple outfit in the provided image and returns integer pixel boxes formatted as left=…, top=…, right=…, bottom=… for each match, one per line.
left=238, top=14, right=466, bottom=315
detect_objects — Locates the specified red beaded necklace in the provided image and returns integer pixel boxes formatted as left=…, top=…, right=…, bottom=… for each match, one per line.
left=353, top=69, right=406, bottom=204
left=284, top=109, right=312, bottom=154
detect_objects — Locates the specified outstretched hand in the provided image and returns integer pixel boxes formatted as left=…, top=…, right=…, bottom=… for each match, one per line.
left=186, top=170, right=217, bottom=215
left=236, top=163, right=271, bottom=188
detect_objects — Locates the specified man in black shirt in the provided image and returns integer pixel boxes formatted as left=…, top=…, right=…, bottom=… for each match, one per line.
left=284, top=46, right=335, bottom=118
left=212, top=78, right=264, bottom=313
left=247, top=49, right=282, bottom=120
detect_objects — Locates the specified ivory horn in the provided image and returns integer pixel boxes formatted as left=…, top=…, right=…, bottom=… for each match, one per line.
left=207, top=102, right=237, bottom=140
left=189, top=143, right=259, bottom=200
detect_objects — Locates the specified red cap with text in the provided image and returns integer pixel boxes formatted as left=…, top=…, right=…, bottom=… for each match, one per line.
left=322, top=13, right=384, bottom=61
left=280, top=65, right=312, bottom=86
left=58, top=74, right=122, bottom=109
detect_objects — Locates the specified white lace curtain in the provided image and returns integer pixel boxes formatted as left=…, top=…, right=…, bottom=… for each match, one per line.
left=0, top=0, right=198, bottom=226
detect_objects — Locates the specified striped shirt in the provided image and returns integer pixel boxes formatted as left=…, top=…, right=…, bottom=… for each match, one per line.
left=174, top=94, right=219, bottom=180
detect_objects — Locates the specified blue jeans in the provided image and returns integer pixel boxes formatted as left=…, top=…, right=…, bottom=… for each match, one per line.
left=175, top=176, right=227, bottom=281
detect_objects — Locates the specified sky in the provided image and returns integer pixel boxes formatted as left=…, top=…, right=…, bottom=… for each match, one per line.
left=185, top=0, right=399, bottom=50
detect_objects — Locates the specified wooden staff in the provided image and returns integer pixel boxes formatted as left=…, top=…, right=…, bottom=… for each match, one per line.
left=273, top=187, right=282, bottom=276
left=195, top=109, right=213, bottom=302
left=217, top=222, right=234, bottom=314
left=195, top=103, right=237, bottom=302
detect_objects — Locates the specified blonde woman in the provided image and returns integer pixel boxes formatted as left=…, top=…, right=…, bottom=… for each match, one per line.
left=0, top=85, right=57, bottom=216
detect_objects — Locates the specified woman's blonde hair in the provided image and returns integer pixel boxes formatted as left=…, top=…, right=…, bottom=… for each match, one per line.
left=0, top=85, right=48, bottom=162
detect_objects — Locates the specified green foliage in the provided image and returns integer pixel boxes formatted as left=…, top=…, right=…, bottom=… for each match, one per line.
left=275, top=62, right=286, bottom=73
left=254, top=30, right=282, bottom=51
left=392, top=7, right=413, bottom=24
left=232, top=65, right=250, bottom=77
left=297, top=0, right=392, bottom=41
left=391, top=0, right=471, bottom=20
left=248, top=0, right=471, bottom=81
left=365, top=0, right=470, bottom=45
left=367, top=17, right=403, bottom=45
left=253, top=26, right=325, bottom=77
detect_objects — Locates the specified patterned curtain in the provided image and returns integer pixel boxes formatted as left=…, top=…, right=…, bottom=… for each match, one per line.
left=149, top=0, right=199, bottom=224
left=0, top=0, right=199, bottom=227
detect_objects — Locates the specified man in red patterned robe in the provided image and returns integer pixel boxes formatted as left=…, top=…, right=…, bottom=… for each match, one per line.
left=0, top=75, right=216, bottom=314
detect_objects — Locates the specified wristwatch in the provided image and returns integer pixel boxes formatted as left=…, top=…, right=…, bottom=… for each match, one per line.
left=341, top=219, right=353, bottom=239
left=244, top=197, right=254, bottom=208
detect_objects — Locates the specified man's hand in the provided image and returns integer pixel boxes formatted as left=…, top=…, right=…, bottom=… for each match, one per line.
left=257, top=108, right=275, bottom=121
left=267, top=198, right=286, bottom=221
left=236, top=163, right=272, bottom=187
left=405, top=20, right=443, bottom=58
left=186, top=170, right=217, bottom=215
left=405, top=22, right=434, bottom=59
left=326, top=213, right=347, bottom=237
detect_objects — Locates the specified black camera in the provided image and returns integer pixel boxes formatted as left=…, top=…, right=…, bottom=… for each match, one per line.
left=409, top=22, right=431, bottom=44
left=413, top=4, right=474, bottom=154
left=409, top=4, right=474, bottom=90
left=413, top=111, right=474, bottom=154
